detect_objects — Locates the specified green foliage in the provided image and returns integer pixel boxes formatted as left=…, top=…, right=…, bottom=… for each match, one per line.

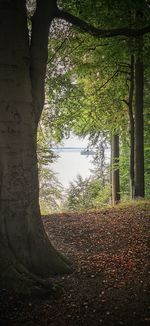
left=119, top=142, right=130, bottom=198
left=37, top=109, right=57, bottom=167
left=37, top=109, right=64, bottom=214
left=46, top=3, right=134, bottom=149
left=62, top=0, right=150, bottom=29
left=65, top=175, right=91, bottom=211
left=39, top=166, right=63, bottom=214
left=39, top=0, right=150, bottom=206
left=64, top=174, right=110, bottom=211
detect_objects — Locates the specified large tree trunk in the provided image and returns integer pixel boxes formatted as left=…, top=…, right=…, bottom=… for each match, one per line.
left=111, top=134, right=120, bottom=205
left=134, top=50, right=145, bottom=198
left=0, top=0, right=70, bottom=295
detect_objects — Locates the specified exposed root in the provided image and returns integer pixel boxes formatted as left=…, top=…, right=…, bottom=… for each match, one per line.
left=0, top=260, right=63, bottom=298
left=0, top=238, right=71, bottom=297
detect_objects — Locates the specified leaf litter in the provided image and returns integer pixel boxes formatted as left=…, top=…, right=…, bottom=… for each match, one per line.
left=0, top=204, right=149, bottom=325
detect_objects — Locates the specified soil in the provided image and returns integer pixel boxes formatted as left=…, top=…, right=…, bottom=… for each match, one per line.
left=0, top=203, right=149, bottom=326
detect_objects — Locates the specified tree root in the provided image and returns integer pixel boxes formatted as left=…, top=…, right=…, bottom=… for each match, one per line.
left=1, top=260, right=63, bottom=298
left=0, top=238, right=71, bottom=297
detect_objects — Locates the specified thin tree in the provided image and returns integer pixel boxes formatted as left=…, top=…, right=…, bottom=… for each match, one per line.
left=123, top=55, right=135, bottom=198
left=134, top=38, right=145, bottom=198
left=111, top=134, right=120, bottom=205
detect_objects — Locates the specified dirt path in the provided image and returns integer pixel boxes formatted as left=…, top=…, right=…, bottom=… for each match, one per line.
left=0, top=204, right=149, bottom=325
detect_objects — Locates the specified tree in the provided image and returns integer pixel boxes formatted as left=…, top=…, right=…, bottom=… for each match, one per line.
left=90, top=133, right=110, bottom=188
left=144, top=55, right=150, bottom=198
left=123, top=54, right=135, bottom=198
left=0, top=0, right=150, bottom=294
left=134, top=40, right=145, bottom=197
left=59, top=1, right=150, bottom=201
left=39, top=166, right=63, bottom=213
left=0, top=0, right=71, bottom=295
left=65, top=174, right=110, bottom=211
left=65, top=175, right=91, bottom=211
left=111, top=134, right=121, bottom=205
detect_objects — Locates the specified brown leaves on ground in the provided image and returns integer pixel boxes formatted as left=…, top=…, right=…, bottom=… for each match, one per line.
left=0, top=203, right=150, bottom=325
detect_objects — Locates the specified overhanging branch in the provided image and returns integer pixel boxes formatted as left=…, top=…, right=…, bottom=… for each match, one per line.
left=56, top=9, right=150, bottom=38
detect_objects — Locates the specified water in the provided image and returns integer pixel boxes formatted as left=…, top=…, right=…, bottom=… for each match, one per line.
left=52, top=137, right=93, bottom=188
left=53, top=150, right=93, bottom=188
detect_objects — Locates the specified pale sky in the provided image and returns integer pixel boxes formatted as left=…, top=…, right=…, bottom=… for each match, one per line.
left=52, top=135, right=93, bottom=188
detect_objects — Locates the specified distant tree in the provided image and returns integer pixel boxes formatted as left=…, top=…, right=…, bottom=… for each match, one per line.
left=111, top=134, right=121, bottom=205
left=39, top=167, right=63, bottom=214
left=89, top=132, right=110, bottom=188
left=65, top=175, right=91, bottom=211
left=65, top=174, right=110, bottom=211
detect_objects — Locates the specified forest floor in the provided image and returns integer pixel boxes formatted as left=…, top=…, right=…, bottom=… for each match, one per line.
left=0, top=201, right=150, bottom=326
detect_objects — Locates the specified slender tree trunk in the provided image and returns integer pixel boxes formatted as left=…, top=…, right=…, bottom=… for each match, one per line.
left=111, top=134, right=120, bottom=205
left=100, top=142, right=105, bottom=187
left=109, top=140, right=112, bottom=203
left=128, top=55, right=135, bottom=199
left=98, top=140, right=105, bottom=187
left=134, top=44, right=145, bottom=198
left=0, top=0, right=70, bottom=295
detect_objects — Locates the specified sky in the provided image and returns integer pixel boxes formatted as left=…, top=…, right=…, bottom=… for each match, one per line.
left=52, top=135, right=94, bottom=189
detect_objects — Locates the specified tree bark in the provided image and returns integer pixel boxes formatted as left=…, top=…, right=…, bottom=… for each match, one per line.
left=30, top=0, right=57, bottom=125
left=112, top=134, right=120, bottom=205
left=0, top=0, right=70, bottom=295
left=128, top=55, right=135, bottom=199
left=134, top=45, right=145, bottom=198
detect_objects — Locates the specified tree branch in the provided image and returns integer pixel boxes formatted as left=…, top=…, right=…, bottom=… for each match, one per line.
left=95, top=70, right=119, bottom=93
left=47, top=38, right=67, bottom=64
left=122, top=99, right=129, bottom=106
left=56, top=9, right=150, bottom=38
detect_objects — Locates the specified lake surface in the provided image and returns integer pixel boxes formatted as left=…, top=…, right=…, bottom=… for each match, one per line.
left=52, top=136, right=110, bottom=189
left=52, top=146, right=93, bottom=188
